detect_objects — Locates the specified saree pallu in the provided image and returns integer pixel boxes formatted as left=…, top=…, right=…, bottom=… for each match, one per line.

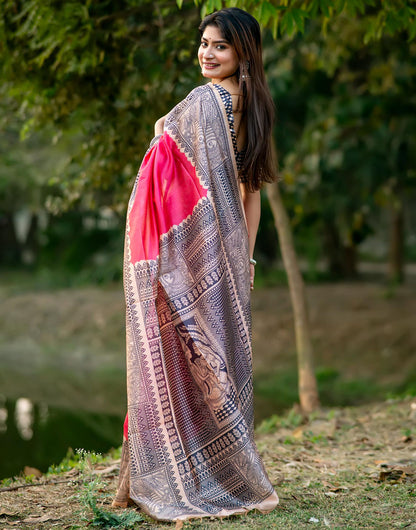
left=114, top=83, right=278, bottom=522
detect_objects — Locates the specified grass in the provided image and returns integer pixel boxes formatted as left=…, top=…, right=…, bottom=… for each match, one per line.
left=253, top=365, right=416, bottom=425
left=73, top=449, right=144, bottom=529
left=1, top=398, right=415, bottom=529
left=177, top=484, right=415, bottom=529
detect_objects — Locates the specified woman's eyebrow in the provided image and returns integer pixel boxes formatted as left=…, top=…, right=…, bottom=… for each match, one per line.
left=201, top=37, right=229, bottom=44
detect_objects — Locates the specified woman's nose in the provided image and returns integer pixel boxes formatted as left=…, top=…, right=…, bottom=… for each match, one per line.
left=203, top=47, right=214, bottom=58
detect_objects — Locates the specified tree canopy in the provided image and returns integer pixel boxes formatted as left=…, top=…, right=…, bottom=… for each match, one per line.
left=264, top=14, right=416, bottom=274
left=205, top=0, right=416, bottom=41
left=1, top=0, right=415, bottom=211
left=1, top=0, right=201, bottom=212
left=1, top=0, right=415, bottom=275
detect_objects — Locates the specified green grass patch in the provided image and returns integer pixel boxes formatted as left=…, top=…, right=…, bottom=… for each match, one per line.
left=178, top=482, right=415, bottom=529
left=254, top=365, right=413, bottom=422
left=2, top=399, right=415, bottom=529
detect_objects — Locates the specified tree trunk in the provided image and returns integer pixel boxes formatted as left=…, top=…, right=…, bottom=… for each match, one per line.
left=266, top=182, right=320, bottom=414
left=0, top=212, right=21, bottom=266
left=323, top=221, right=358, bottom=278
left=388, top=204, right=404, bottom=284
left=343, top=244, right=358, bottom=278
left=323, top=221, right=344, bottom=277
left=23, top=213, right=39, bottom=266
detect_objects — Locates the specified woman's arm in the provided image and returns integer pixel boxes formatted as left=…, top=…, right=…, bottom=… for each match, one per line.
left=240, top=184, right=261, bottom=290
left=154, top=115, right=166, bottom=136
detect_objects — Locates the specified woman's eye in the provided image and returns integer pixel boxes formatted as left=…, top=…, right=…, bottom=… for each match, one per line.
left=200, top=42, right=207, bottom=47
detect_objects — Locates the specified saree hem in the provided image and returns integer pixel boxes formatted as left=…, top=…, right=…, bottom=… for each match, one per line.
left=126, top=490, right=279, bottom=523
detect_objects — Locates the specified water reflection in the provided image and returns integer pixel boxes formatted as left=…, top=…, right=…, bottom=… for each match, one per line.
left=0, top=396, right=7, bottom=434
left=0, top=397, right=123, bottom=479
left=15, top=397, right=35, bottom=440
left=0, top=386, right=278, bottom=480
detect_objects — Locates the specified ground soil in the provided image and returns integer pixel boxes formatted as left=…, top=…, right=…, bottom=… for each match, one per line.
left=1, top=397, right=415, bottom=529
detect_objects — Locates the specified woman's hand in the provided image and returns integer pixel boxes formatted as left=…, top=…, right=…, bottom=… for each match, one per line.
left=154, top=115, right=166, bottom=136
left=241, top=185, right=261, bottom=292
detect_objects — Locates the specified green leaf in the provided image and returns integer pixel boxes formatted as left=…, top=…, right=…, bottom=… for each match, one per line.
left=334, top=0, right=346, bottom=13
left=322, top=16, right=329, bottom=36
left=292, top=8, right=307, bottom=33
left=256, top=2, right=278, bottom=27
left=307, top=0, right=320, bottom=18
left=272, top=12, right=279, bottom=39
left=319, top=0, right=331, bottom=18
left=201, top=0, right=216, bottom=17
left=281, top=11, right=295, bottom=36
left=408, top=18, right=416, bottom=41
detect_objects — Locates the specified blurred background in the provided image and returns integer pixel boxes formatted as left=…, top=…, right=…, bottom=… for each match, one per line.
left=1, top=1, right=415, bottom=480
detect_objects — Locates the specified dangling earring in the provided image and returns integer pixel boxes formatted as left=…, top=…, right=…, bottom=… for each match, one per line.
left=241, top=60, right=251, bottom=81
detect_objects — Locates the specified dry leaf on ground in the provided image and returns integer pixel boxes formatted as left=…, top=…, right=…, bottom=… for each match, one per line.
left=378, top=464, right=415, bottom=483
left=24, top=466, right=43, bottom=478
left=22, top=514, right=59, bottom=523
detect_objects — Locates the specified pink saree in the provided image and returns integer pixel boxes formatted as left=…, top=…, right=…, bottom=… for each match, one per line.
left=114, top=83, right=278, bottom=521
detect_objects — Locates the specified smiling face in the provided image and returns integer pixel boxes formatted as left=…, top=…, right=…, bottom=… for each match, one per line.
left=198, top=25, right=239, bottom=84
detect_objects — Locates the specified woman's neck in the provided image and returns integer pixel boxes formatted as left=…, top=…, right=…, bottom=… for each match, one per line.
left=211, top=76, right=240, bottom=95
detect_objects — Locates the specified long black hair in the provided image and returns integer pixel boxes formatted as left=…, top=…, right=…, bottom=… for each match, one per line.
left=199, top=8, right=276, bottom=190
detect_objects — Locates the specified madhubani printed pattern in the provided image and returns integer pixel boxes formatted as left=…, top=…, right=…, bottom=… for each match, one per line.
left=115, top=83, right=278, bottom=522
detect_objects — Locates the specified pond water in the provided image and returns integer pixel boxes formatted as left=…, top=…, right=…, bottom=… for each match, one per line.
left=0, top=396, right=124, bottom=479
left=0, top=340, right=128, bottom=480
left=0, top=380, right=277, bottom=480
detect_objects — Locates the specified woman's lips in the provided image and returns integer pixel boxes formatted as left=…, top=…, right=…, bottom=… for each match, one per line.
left=203, top=63, right=219, bottom=69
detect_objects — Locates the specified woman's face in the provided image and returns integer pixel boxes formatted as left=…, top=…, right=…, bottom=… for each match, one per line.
left=198, top=25, right=239, bottom=84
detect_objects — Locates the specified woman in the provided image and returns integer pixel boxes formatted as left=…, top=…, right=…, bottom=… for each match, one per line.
left=113, top=7, right=279, bottom=522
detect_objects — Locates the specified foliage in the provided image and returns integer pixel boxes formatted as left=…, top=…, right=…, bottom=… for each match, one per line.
left=75, top=449, right=144, bottom=529
left=47, top=448, right=82, bottom=475
left=254, top=364, right=397, bottom=422
left=38, top=209, right=124, bottom=284
left=0, top=0, right=201, bottom=213
left=213, top=0, right=416, bottom=41
left=256, top=408, right=303, bottom=433
left=1, top=0, right=414, bottom=214
left=263, top=15, right=416, bottom=274
left=0, top=107, right=52, bottom=213
left=1, top=0, right=416, bottom=276
left=84, top=492, right=144, bottom=529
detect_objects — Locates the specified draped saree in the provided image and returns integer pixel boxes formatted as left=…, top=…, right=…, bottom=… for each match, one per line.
left=114, top=83, right=279, bottom=521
